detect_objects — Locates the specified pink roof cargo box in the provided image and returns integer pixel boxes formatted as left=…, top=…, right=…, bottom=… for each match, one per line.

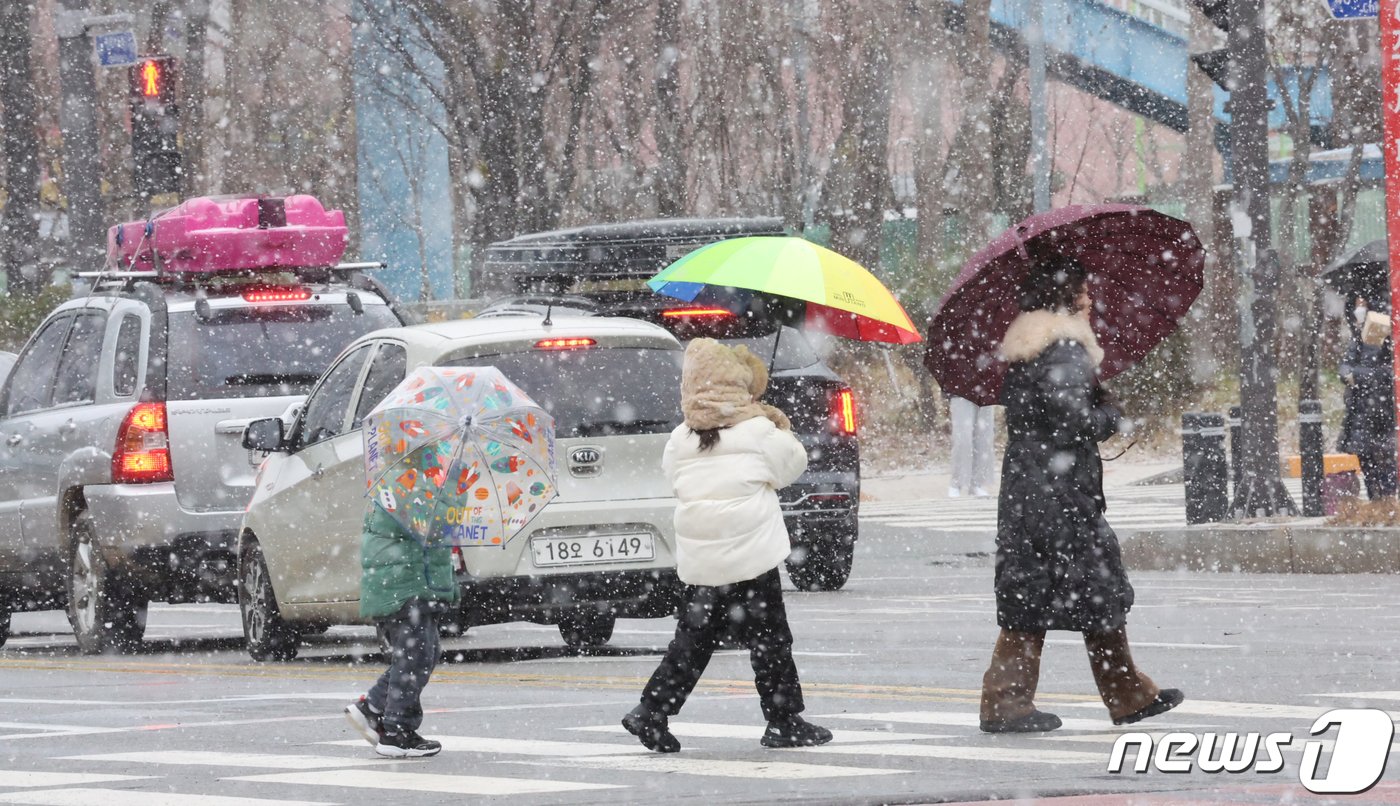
left=107, top=195, right=349, bottom=273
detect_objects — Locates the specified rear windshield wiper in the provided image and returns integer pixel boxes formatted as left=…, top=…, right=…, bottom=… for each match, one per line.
left=225, top=373, right=321, bottom=387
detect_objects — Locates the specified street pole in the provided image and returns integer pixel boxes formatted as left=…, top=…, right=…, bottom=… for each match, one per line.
left=1028, top=0, right=1050, bottom=214
left=1227, top=0, right=1296, bottom=518
left=1381, top=0, right=1400, bottom=484
left=55, top=1, right=106, bottom=273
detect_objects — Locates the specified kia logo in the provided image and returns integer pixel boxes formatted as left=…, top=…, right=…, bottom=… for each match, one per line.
left=571, top=448, right=601, bottom=465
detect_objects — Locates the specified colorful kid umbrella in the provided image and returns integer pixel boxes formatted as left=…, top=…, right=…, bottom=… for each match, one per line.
left=647, top=236, right=922, bottom=345
left=924, top=204, right=1204, bottom=406
left=363, top=366, right=557, bottom=549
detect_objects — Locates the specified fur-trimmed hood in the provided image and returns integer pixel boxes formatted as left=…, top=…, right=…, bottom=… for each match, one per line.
left=998, top=309, right=1104, bottom=367
left=680, top=337, right=769, bottom=430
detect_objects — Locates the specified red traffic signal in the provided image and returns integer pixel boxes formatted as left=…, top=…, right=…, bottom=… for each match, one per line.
left=130, top=55, right=176, bottom=104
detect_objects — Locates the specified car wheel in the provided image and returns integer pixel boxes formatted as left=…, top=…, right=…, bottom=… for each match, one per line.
left=0, top=606, right=9, bottom=650
left=238, top=541, right=299, bottom=662
left=558, top=607, right=616, bottom=649
left=67, top=512, right=148, bottom=655
left=786, top=527, right=856, bottom=592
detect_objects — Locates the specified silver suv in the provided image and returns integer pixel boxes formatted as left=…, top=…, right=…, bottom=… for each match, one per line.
left=0, top=273, right=402, bottom=653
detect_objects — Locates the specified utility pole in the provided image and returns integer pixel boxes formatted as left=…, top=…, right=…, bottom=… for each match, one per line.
left=1227, top=0, right=1296, bottom=517
left=55, top=1, right=106, bottom=272
left=1027, top=0, right=1050, bottom=214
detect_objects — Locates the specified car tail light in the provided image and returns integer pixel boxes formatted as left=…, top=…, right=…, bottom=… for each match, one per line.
left=535, top=337, right=596, bottom=350
left=660, top=307, right=736, bottom=319
left=113, top=402, right=173, bottom=484
left=242, top=286, right=312, bottom=303
left=831, top=387, right=857, bottom=435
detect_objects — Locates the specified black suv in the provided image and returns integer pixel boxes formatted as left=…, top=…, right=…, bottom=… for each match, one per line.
left=477, top=219, right=860, bottom=590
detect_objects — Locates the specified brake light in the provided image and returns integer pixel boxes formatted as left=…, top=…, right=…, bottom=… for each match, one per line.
left=660, top=307, right=736, bottom=319
left=242, top=286, right=312, bottom=303
left=113, top=402, right=173, bottom=484
left=832, top=388, right=857, bottom=435
left=535, top=337, right=596, bottom=350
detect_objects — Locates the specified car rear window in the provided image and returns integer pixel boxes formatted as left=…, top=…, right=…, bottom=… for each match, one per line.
left=166, top=304, right=399, bottom=400
left=445, top=347, right=683, bottom=437
left=722, top=327, right=819, bottom=372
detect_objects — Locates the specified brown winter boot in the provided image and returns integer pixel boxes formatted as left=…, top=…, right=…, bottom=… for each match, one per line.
left=1084, top=628, right=1168, bottom=723
left=980, top=629, right=1061, bottom=733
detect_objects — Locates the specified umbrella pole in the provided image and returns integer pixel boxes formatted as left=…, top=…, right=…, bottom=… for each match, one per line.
left=768, top=324, right=784, bottom=372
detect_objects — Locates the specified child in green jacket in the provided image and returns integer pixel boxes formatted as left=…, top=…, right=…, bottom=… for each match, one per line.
left=344, top=502, right=460, bottom=758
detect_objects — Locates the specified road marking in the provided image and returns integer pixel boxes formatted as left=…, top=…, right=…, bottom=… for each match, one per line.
left=0, top=772, right=150, bottom=788
left=572, top=722, right=951, bottom=743
left=62, top=750, right=394, bottom=769
left=1056, top=699, right=1400, bottom=721
left=502, top=755, right=907, bottom=779
left=816, top=710, right=1109, bottom=732
left=0, top=694, right=361, bottom=707
left=0, top=790, right=329, bottom=806
left=794, top=742, right=1102, bottom=764
left=324, top=736, right=647, bottom=757
left=1316, top=691, right=1400, bottom=701
left=225, top=770, right=621, bottom=796
left=1044, top=639, right=1241, bottom=650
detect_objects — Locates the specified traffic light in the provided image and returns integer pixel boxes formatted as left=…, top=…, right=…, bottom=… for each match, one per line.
left=129, top=55, right=182, bottom=198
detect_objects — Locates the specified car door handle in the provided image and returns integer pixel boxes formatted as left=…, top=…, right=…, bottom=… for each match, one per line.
left=62, top=419, right=77, bottom=432
left=312, top=464, right=325, bottom=480
left=5, top=434, right=20, bottom=447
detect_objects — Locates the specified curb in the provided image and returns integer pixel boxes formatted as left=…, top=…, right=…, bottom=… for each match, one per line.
left=1120, top=523, right=1400, bottom=573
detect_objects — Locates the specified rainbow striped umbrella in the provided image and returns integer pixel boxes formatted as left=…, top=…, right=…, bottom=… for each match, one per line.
left=647, top=236, right=921, bottom=345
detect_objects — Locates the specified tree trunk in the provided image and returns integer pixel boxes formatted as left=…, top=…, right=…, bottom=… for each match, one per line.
left=0, top=1, right=43, bottom=297
left=653, top=0, right=684, bottom=217
left=181, top=0, right=211, bottom=197
left=828, top=34, right=893, bottom=271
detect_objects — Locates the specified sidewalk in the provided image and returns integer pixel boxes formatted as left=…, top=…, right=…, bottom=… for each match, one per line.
left=860, top=458, right=1180, bottom=503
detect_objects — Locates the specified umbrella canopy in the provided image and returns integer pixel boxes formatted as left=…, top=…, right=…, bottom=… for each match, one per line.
left=1323, top=239, right=1389, bottom=312
left=363, top=366, right=557, bottom=548
left=648, top=236, right=922, bottom=345
left=924, top=205, right=1204, bottom=406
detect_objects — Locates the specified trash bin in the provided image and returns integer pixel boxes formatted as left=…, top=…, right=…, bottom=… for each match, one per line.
left=1285, top=454, right=1362, bottom=516
left=1182, top=412, right=1229, bottom=524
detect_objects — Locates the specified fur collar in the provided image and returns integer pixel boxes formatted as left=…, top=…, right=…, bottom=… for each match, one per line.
left=998, top=310, right=1104, bottom=366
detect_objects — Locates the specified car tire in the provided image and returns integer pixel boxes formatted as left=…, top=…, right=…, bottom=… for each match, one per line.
left=0, top=606, right=9, bottom=650
left=558, top=607, right=616, bottom=649
left=67, top=512, right=148, bottom=655
left=238, top=541, right=299, bottom=662
left=786, top=527, right=856, bottom=592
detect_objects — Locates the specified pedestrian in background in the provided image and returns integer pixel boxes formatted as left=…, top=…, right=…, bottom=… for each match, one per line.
left=344, top=499, right=460, bottom=758
left=622, top=338, right=833, bottom=753
left=1339, top=296, right=1398, bottom=499
left=979, top=254, right=1182, bottom=733
left=947, top=394, right=996, bottom=497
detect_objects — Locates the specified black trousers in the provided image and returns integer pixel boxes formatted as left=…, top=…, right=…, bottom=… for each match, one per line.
left=367, top=599, right=441, bottom=734
left=1358, top=449, right=1399, bottom=499
left=641, top=567, right=804, bottom=722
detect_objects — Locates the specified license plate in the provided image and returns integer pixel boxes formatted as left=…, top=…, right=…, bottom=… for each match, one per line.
left=531, top=533, right=656, bottom=568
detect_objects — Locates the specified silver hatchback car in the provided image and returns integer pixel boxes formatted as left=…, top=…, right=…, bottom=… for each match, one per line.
left=237, top=315, right=685, bottom=660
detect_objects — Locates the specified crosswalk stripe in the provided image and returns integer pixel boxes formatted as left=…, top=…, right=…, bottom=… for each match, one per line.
left=0, top=790, right=330, bottom=806
left=1315, top=691, right=1400, bottom=701
left=62, top=750, right=394, bottom=769
left=1056, top=699, right=1400, bottom=721
left=571, top=722, right=951, bottom=743
left=224, top=770, right=622, bottom=796
left=0, top=772, right=151, bottom=788
left=815, top=710, right=1109, bottom=732
left=323, top=736, right=647, bottom=757
left=790, top=742, right=1102, bottom=765
left=501, top=755, right=908, bottom=779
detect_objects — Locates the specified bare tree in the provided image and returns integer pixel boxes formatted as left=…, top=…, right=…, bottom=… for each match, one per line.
left=1, top=1, right=45, bottom=296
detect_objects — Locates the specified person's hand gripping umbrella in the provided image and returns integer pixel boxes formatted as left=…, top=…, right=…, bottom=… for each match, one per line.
left=363, top=366, right=557, bottom=549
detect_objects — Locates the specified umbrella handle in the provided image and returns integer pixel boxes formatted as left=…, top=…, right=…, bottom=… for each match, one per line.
left=769, top=324, right=783, bottom=373
left=1014, top=226, right=1031, bottom=260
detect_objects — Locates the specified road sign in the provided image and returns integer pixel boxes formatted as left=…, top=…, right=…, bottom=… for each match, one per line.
left=94, top=31, right=137, bottom=68
left=1324, top=0, right=1379, bottom=18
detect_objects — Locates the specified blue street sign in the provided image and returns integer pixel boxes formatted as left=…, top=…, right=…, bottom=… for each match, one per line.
left=1324, top=0, right=1379, bottom=19
left=94, top=31, right=137, bottom=68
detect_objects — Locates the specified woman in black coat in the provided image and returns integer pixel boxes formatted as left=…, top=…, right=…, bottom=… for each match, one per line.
left=978, top=255, right=1183, bottom=733
left=1338, top=296, right=1398, bottom=499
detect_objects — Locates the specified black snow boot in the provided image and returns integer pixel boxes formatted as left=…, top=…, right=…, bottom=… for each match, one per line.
left=622, top=704, right=680, bottom=753
left=980, top=709, right=1063, bottom=734
left=344, top=696, right=384, bottom=746
left=1113, top=689, right=1185, bottom=726
left=760, top=715, right=834, bottom=748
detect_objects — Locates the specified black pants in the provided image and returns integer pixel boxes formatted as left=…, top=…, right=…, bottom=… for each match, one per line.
left=1358, top=449, right=1398, bottom=499
left=367, top=599, right=441, bottom=734
left=640, top=567, right=803, bottom=722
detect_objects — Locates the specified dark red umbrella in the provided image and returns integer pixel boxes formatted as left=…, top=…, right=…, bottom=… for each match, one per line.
left=924, top=205, right=1204, bottom=406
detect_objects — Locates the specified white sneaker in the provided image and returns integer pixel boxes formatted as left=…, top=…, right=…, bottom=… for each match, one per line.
left=972, top=487, right=992, bottom=498
left=947, top=486, right=961, bottom=498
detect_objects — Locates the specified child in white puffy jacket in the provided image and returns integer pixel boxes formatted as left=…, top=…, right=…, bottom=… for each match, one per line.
left=621, top=337, right=833, bottom=753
